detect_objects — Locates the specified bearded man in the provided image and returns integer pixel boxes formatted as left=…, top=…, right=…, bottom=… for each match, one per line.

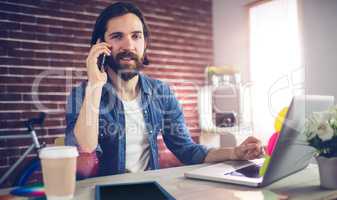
left=65, top=2, right=263, bottom=176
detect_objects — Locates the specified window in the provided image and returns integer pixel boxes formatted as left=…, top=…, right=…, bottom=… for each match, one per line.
left=249, top=0, right=304, bottom=143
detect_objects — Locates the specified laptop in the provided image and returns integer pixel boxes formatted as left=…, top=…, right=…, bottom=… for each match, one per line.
left=185, top=95, right=334, bottom=187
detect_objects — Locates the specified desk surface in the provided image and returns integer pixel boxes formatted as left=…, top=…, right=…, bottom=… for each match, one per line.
left=1, top=163, right=337, bottom=200
left=75, top=164, right=337, bottom=200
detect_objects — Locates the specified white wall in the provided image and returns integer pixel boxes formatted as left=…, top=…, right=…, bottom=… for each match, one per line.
left=212, top=0, right=253, bottom=83
left=212, top=0, right=255, bottom=145
left=212, top=0, right=252, bottom=145
left=299, top=0, right=337, bottom=99
left=212, top=0, right=337, bottom=146
left=213, top=0, right=337, bottom=98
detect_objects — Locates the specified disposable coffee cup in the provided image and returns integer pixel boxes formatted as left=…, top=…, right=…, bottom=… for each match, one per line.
left=39, top=146, right=79, bottom=200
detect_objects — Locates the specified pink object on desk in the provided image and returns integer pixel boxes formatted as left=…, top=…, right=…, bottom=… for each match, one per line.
left=266, top=132, right=280, bottom=156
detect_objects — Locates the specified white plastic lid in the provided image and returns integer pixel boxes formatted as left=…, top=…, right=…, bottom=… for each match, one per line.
left=39, top=146, right=79, bottom=159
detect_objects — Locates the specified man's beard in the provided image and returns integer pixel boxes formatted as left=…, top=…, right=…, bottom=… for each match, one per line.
left=106, top=51, right=145, bottom=81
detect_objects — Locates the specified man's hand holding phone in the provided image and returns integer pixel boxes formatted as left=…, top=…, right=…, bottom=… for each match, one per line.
left=85, top=38, right=111, bottom=86
left=74, top=39, right=111, bottom=154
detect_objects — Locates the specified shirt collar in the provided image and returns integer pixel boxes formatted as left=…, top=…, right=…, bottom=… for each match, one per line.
left=138, top=73, right=151, bottom=95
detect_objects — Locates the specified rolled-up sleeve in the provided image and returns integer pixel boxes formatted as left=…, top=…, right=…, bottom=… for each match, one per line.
left=161, top=84, right=209, bottom=165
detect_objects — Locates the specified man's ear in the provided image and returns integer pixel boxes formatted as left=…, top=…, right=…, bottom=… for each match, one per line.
left=142, top=40, right=150, bottom=65
left=143, top=48, right=150, bottom=66
left=143, top=52, right=150, bottom=65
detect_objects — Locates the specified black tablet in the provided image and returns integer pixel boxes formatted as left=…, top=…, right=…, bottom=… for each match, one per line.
left=95, top=181, right=176, bottom=200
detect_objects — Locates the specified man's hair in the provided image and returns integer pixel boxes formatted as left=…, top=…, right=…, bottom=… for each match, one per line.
left=90, top=2, right=150, bottom=64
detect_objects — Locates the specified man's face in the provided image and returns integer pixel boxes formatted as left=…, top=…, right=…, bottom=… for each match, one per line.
left=104, top=13, right=146, bottom=81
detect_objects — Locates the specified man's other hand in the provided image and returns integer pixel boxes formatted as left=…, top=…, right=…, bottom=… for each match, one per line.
left=233, top=136, right=264, bottom=160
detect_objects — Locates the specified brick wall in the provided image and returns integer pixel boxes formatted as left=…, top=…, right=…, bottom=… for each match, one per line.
left=0, top=0, right=213, bottom=187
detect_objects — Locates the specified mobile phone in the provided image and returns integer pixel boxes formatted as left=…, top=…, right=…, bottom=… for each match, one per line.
left=97, top=53, right=106, bottom=72
left=97, top=37, right=109, bottom=72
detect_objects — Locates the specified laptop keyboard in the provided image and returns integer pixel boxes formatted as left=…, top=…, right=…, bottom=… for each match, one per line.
left=225, top=162, right=263, bottom=178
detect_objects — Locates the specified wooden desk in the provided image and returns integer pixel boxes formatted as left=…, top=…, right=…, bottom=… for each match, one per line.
left=1, top=164, right=337, bottom=200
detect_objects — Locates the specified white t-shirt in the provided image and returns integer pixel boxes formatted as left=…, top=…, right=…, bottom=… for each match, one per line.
left=122, top=93, right=150, bottom=173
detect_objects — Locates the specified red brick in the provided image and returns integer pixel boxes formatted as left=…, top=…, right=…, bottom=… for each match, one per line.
left=43, top=119, right=63, bottom=127
left=0, top=45, right=7, bottom=56
left=0, top=148, right=26, bottom=158
left=7, top=0, right=41, bottom=6
left=22, top=94, right=66, bottom=102
left=46, top=127, right=65, bottom=135
left=48, top=27, right=91, bottom=37
left=0, top=3, right=22, bottom=13
left=1, top=137, right=34, bottom=147
left=0, top=0, right=212, bottom=181
left=0, top=93, right=22, bottom=101
left=0, top=139, right=6, bottom=147
left=10, top=31, right=36, bottom=41
left=0, top=102, right=61, bottom=111
left=0, top=85, right=6, bottom=92
left=0, top=128, right=46, bottom=137
left=45, top=112, right=66, bottom=119
left=8, top=155, right=37, bottom=167
left=21, top=41, right=49, bottom=50
left=0, top=119, right=62, bottom=130
left=0, top=157, right=8, bottom=167
left=5, top=85, right=67, bottom=93
left=0, top=21, right=20, bottom=30
left=7, top=49, right=35, bottom=58
left=0, top=11, right=8, bottom=20
left=0, top=111, right=63, bottom=121
left=21, top=24, right=49, bottom=33
left=0, top=57, right=21, bottom=65
left=0, top=67, right=8, bottom=74
left=34, top=52, right=86, bottom=60
left=0, top=76, right=67, bottom=85
left=6, top=12, right=36, bottom=23
left=0, top=112, right=21, bottom=120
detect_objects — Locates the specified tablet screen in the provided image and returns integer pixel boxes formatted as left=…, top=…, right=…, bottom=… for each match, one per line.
left=95, top=181, right=175, bottom=200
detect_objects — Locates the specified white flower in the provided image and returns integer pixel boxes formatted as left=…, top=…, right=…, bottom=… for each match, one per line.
left=304, top=117, right=318, bottom=139
left=330, top=118, right=337, bottom=129
left=304, top=105, right=337, bottom=155
left=316, top=111, right=332, bottom=122
left=316, top=121, right=334, bottom=141
left=328, top=106, right=337, bottom=118
left=304, top=111, right=335, bottom=141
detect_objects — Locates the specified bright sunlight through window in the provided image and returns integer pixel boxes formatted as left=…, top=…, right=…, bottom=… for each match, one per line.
left=249, top=0, right=304, bottom=143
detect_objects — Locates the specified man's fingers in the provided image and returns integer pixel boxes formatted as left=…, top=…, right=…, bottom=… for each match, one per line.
left=236, top=136, right=263, bottom=160
left=244, top=136, right=261, bottom=144
left=241, top=143, right=260, bottom=152
left=92, top=46, right=111, bottom=56
left=241, top=137, right=259, bottom=147
left=245, top=145, right=264, bottom=159
left=243, top=151, right=253, bottom=160
left=96, top=38, right=101, bottom=44
left=244, top=149, right=261, bottom=160
left=93, top=43, right=112, bottom=51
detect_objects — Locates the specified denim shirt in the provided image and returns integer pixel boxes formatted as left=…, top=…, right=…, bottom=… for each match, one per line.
left=65, top=74, right=208, bottom=176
